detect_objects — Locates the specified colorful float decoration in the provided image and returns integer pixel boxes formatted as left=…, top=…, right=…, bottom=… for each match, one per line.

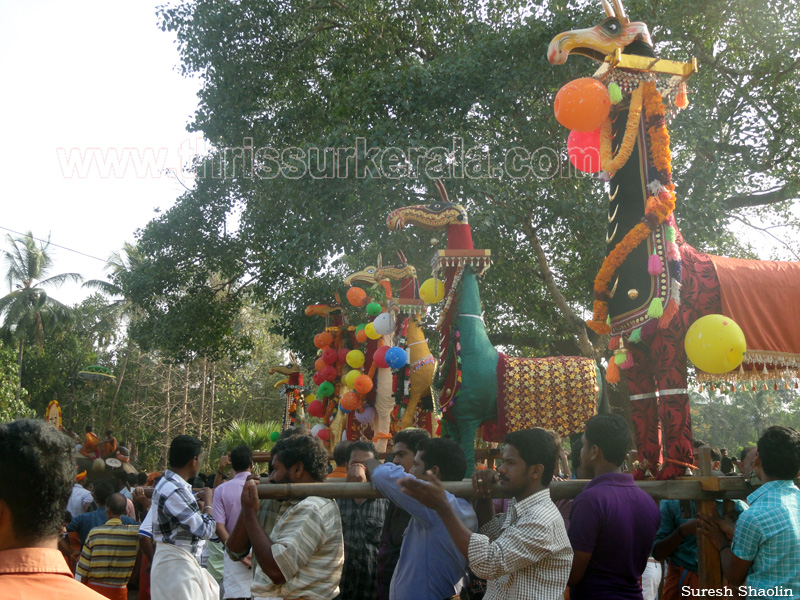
left=388, top=181, right=603, bottom=474
left=345, top=253, right=439, bottom=450
left=548, top=0, right=800, bottom=479
left=46, top=398, right=63, bottom=430
left=268, top=353, right=310, bottom=431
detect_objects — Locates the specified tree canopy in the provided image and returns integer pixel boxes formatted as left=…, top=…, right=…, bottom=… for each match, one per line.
left=120, top=0, right=800, bottom=367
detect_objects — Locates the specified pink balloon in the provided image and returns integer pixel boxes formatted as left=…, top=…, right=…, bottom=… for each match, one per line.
left=312, top=371, right=324, bottom=386
left=322, top=347, right=338, bottom=365
left=320, top=365, right=337, bottom=382
left=567, top=129, right=601, bottom=173
left=373, top=346, right=390, bottom=369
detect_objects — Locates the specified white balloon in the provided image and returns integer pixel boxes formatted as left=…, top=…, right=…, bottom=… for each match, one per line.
left=311, top=424, right=324, bottom=436
left=373, top=312, right=395, bottom=335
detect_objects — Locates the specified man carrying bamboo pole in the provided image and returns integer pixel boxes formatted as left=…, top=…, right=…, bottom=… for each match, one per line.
left=698, top=425, right=800, bottom=596
left=228, top=433, right=344, bottom=600
left=366, top=437, right=477, bottom=600
left=398, top=428, right=573, bottom=600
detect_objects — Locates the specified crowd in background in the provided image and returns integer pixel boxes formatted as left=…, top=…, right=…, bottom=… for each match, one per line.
left=1, top=417, right=799, bottom=600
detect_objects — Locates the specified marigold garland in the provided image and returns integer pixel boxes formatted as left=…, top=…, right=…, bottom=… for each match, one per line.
left=587, top=81, right=677, bottom=336
left=599, top=83, right=645, bottom=174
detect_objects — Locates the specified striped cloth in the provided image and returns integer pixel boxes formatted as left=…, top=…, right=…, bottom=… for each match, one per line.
left=250, top=496, right=344, bottom=600
left=75, top=518, right=140, bottom=587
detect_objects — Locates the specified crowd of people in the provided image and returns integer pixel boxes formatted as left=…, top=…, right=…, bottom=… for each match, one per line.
left=0, top=416, right=798, bottom=599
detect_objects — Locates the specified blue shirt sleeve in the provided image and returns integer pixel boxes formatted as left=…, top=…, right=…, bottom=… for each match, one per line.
left=732, top=508, right=761, bottom=561
left=371, top=463, right=436, bottom=525
left=654, top=499, right=680, bottom=543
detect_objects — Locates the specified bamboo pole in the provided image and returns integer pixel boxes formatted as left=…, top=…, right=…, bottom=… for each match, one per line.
left=139, top=476, right=749, bottom=500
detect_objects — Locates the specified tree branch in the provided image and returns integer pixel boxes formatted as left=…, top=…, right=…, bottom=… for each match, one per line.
left=520, top=215, right=596, bottom=359
left=729, top=215, right=800, bottom=260
left=723, top=185, right=798, bottom=211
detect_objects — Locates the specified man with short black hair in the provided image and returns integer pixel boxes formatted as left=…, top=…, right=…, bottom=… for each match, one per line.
left=227, top=433, right=344, bottom=600
left=699, top=425, right=800, bottom=594
left=63, top=481, right=137, bottom=551
left=400, top=428, right=573, bottom=600
left=335, top=440, right=388, bottom=600
left=150, top=434, right=218, bottom=600
left=212, top=444, right=254, bottom=600
left=76, top=493, right=140, bottom=599
left=329, top=441, right=353, bottom=479
left=368, top=437, right=477, bottom=600
left=567, top=414, right=661, bottom=599
left=0, top=419, right=107, bottom=598
left=376, top=428, right=430, bottom=600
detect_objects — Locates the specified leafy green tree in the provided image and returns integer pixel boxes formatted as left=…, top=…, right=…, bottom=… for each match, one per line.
left=0, top=347, right=32, bottom=422
left=0, top=232, right=82, bottom=401
left=127, top=0, right=800, bottom=373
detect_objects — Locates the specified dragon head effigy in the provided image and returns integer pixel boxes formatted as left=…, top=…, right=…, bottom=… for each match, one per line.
left=548, top=0, right=652, bottom=65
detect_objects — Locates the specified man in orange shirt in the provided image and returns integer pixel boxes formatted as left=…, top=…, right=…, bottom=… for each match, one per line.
left=0, top=419, right=106, bottom=599
left=101, top=430, right=118, bottom=459
left=329, top=440, right=352, bottom=479
left=80, top=425, right=100, bottom=459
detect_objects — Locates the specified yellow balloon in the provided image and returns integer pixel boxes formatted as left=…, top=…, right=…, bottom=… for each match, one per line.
left=344, top=369, right=360, bottom=389
left=346, top=349, right=366, bottom=369
left=365, top=322, right=382, bottom=340
left=305, top=394, right=316, bottom=404
left=420, top=277, right=446, bottom=304
left=684, top=314, right=746, bottom=374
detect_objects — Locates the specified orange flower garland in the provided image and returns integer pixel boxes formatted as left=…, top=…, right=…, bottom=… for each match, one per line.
left=587, top=81, right=677, bottom=335
left=599, top=83, right=644, bottom=174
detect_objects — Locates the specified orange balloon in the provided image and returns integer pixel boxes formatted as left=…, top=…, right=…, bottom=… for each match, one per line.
left=554, top=77, right=611, bottom=132
left=356, top=330, right=368, bottom=343
left=314, top=331, right=333, bottom=349
left=347, top=287, right=367, bottom=307
left=314, top=357, right=327, bottom=372
left=341, top=391, right=361, bottom=411
left=354, top=374, right=374, bottom=395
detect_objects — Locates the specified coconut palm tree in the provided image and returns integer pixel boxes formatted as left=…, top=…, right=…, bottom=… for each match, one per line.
left=0, top=232, right=82, bottom=401
left=82, top=242, right=144, bottom=427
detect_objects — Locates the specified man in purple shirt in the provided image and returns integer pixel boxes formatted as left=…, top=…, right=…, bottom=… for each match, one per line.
left=568, top=414, right=661, bottom=599
left=212, top=444, right=254, bottom=600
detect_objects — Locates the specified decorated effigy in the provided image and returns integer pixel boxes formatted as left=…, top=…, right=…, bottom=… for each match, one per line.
left=388, top=181, right=603, bottom=474
left=548, top=0, right=800, bottom=478
left=345, top=254, right=439, bottom=451
left=268, top=353, right=310, bottom=432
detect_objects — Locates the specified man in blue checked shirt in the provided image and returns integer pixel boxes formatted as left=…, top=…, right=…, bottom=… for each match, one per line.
left=150, top=435, right=219, bottom=600
left=699, top=426, right=800, bottom=597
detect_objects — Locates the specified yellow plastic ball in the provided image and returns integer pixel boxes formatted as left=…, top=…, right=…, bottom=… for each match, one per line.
left=365, top=322, right=382, bottom=340
left=344, top=369, right=360, bottom=389
left=346, top=349, right=366, bottom=369
left=419, top=277, right=446, bottom=304
left=684, top=314, right=747, bottom=374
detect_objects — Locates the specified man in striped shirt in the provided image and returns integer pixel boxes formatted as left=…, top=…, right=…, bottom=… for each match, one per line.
left=75, top=493, right=140, bottom=599
left=227, top=433, right=344, bottom=600
left=150, top=435, right=218, bottom=599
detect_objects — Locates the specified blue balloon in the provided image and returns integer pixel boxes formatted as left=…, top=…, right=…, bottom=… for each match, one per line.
left=385, top=347, right=408, bottom=369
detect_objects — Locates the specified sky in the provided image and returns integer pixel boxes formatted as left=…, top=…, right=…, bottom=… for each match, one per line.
left=0, top=1, right=201, bottom=305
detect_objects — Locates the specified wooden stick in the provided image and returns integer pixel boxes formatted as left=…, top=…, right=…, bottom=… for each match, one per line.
left=696, top=447, right=723, bottom=589
left=251, top=448, right=505, bottom=464
left=247, top=477, right=748, bottom=501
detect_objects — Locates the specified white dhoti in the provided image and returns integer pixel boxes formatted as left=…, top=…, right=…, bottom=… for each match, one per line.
left=151, top=542, right=220, bottom=600
left=223, top=552, right=254, bottom=599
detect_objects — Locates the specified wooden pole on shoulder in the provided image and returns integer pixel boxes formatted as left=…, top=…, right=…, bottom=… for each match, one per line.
left=696, top=446, right=723, bottom=589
